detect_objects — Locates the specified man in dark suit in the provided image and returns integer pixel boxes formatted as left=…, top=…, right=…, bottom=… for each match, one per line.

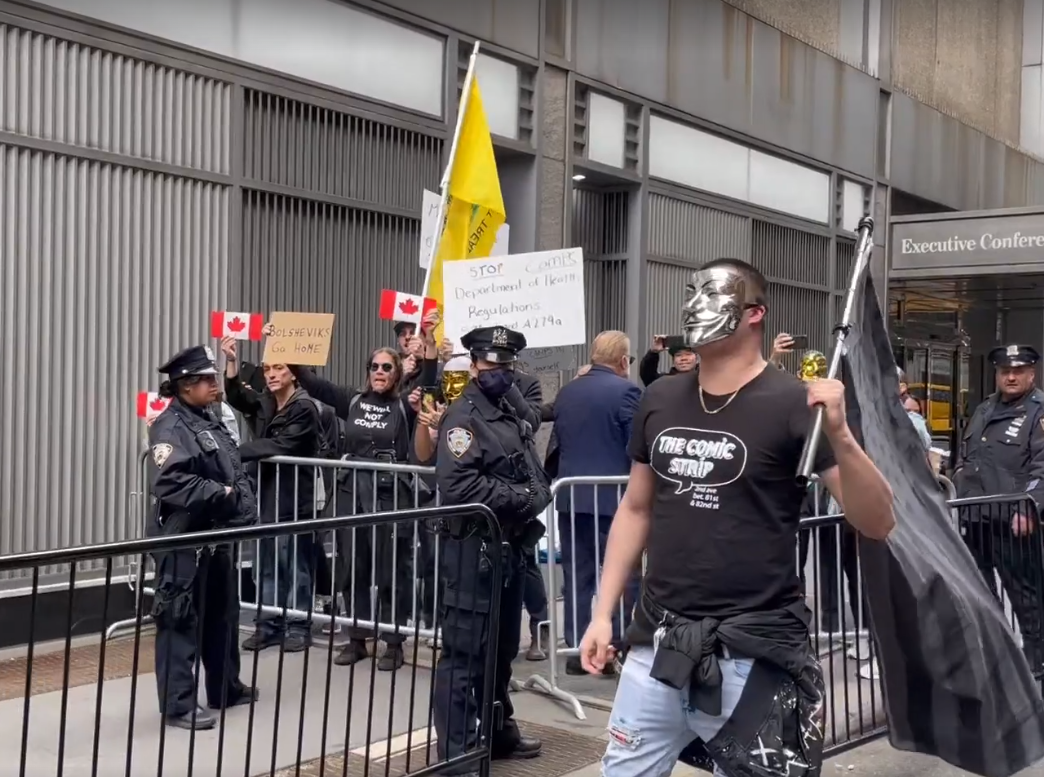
left=553, top=331, right=642, bottom=674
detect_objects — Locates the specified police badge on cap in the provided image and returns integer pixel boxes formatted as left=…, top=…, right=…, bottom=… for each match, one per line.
left=988, top=344, right=1040, bottom=369
left=461, top=326, right=527, bottom=365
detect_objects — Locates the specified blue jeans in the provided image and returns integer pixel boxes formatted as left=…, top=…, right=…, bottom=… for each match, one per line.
left=558, top=512, right=637, bottom=647
left=603, top=646, right=753, bottom=777
left=253, top=533, right=314, bottom=637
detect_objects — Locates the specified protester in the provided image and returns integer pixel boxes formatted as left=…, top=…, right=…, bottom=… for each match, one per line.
left=552, top=330, right=641, bottom=674
left=900, top=390, right=932, bottom=451
left=408, top=378, right=449, bottom=631
left=582, top=259, right=893, bottom=776
left=146, top=345, right=258, bottom=730
left=222, top=337, right=322, bottom=653
left=296, top=344, right=431, bottom=670
left=638, top=335, right=696, bottom=386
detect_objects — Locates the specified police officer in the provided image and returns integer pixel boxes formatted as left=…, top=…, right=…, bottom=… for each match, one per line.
left=953, top=343, right=1044, bottom=670
left=432, top=326, right=551, bottom=775
left=148, top=345, right=259, bottom=729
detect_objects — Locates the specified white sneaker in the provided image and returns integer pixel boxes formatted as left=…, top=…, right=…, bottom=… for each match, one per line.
left=846, top=637, right=871, bottom=661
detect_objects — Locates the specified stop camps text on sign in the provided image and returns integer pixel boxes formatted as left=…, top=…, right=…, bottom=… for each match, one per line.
left=263, top=311, right=336, bottom=366
left=441, top=247, right=587, bottom=350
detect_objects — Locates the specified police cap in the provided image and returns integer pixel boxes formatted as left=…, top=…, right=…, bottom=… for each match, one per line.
left=158, top=344, right=219, bottom=379
left=988, top=344, right=1040, bottom=369
left=462, top=326, right=527, bottom=365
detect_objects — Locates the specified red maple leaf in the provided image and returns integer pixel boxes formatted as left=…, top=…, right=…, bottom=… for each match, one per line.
left=149, top=398, right=168, bottom=412
left=398, top=298, right=419, bottom=316
left=227, top=316, right=246, bottom=333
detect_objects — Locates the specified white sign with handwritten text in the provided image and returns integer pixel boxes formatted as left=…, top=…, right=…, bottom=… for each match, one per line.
left=418, top=189, right=510, bottom=267
left=517, top=346, right=578, bottom=375
left=442, top=248, right=587, bottom=350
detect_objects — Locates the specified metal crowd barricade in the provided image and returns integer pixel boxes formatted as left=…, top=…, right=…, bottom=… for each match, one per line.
left=0, top=504, right=501, bottom=777
left=950, top=492, right=1044, bottom=681
left=233, top=456, right=443, bottom=647
left=109, top=455, right=445, bottom=646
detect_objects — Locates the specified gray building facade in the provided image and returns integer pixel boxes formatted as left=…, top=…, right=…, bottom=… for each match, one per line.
left=1, top=0, right=1042, bottom=579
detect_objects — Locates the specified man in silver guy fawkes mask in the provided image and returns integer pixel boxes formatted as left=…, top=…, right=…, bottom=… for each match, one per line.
left=681, top=265, right=763, bottom=349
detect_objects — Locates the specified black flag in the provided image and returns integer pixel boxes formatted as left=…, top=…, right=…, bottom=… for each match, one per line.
left=842, top=273, right=1044, bottom=777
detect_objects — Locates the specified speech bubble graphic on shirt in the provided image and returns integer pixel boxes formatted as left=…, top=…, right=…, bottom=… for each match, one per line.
left=649, top=427, right=748, bottom=494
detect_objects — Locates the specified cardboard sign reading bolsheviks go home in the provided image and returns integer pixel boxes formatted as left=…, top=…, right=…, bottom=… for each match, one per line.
left=263, top=312, right=336, bottom=366
left=441, top=248, right=586, bottom=350
left=419, top=189, right=509, bottom=267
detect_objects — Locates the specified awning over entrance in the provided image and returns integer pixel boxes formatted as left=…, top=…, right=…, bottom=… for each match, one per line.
left=891, top=206, right=1044, bottom=278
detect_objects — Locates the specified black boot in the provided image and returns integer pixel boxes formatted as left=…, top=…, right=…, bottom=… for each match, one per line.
left=165, top=707, right=216, bottom=731
left=334, top=639, right=369, bottom=666
left=525, top=623, right=547, bottom=661
left=377, top=643, right=405, bottom=672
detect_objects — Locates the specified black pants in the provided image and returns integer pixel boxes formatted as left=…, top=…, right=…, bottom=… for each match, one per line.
left=433, top=536, right=525, bottom=774
left=962, top=517, right=1044, bottom=669
left=151, top=546, right=246, bottom=715
left=798, top=523, right=865, bottom=631
left=522, top=547, right=548, bottom=629
left=336, top=520, right=415, bottom=644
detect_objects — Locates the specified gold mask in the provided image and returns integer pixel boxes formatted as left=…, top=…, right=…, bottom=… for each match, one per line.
left=441, top=370, right=470, bottom=402
left=798, top=350, right=828, bottom=382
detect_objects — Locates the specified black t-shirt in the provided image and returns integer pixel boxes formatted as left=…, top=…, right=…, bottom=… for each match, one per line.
left=345, top=392, right=403, bottom=457
left=627, top=365, right=836, bottom=644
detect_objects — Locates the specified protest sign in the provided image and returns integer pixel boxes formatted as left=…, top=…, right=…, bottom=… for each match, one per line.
left=517, top=346, right=578, bottom=375
left=441, top=248, right=586, bottom=350
left=263, top=312, right=335, bottom=366
left=419, top=189, right=509, bottom=268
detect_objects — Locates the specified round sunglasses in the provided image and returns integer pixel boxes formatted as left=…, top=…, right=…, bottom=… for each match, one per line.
left=370, top=362, right=395, bottom=373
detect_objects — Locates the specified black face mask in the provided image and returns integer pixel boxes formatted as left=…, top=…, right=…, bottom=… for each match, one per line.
left=475, top=367, right=515, bottom=399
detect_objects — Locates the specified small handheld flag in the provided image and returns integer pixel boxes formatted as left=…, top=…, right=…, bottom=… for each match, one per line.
left=136, top=392, right=171, bottom=421
left=210, top=311, right=264, bottom=341
left=379, top=289, right=437, bottom=325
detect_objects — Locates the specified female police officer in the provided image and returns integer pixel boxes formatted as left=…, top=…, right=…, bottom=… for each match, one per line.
left=432, top=326, right=551, bottom=776
left=148, top=345, right=258, bottom=730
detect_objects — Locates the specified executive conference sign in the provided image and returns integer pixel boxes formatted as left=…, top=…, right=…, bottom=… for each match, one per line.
left=891, top=211, right=1044, bottom=275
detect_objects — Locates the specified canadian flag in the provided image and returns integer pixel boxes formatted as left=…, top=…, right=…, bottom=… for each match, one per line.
left=137, top=392, right=171, bottom=421
left=378, top=289, right=437, bottom=325
left=210, top=311, right=264, bottom=341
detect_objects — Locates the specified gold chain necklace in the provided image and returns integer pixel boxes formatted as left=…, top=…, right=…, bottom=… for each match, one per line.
left=699, top=385, right=740, bottom=415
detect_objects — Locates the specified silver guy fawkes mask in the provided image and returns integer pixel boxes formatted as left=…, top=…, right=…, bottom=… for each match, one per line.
left=682, top=267, right=756, bottom=349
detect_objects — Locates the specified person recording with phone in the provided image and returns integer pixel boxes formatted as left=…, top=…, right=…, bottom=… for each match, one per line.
left=639, top=335, right=697, bottom=387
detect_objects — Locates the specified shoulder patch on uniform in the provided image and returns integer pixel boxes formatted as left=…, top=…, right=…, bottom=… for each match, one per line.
left=152, top=443, right=173, bottom=468
left=446, top=427, right=474, bottom=458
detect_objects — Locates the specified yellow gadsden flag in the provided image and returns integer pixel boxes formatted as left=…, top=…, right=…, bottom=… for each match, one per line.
left=429, top=76, right=506, bottom=341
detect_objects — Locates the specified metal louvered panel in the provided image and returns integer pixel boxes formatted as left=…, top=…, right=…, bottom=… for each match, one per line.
left=644, top=261, right=690, bottom=337
left=0, top=145, right=229, bottom=576
left=242, top=89, right=441, bottom=211
left=240, top=191, right=421, bottom=388
left=647, top=192, right=751, bottom=264
left=571, top=186, right=629, bottom=363
left=584, top=259, right=627, bottom=339
left=836, top=237, right=856, bottom=291
left=765, top=283, right=833, bottom=374
left=572, top=187, right=629, bottom=255
left=751, top=220, right=831, bottom=288
left=0, top=24, right=232, bottom=175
